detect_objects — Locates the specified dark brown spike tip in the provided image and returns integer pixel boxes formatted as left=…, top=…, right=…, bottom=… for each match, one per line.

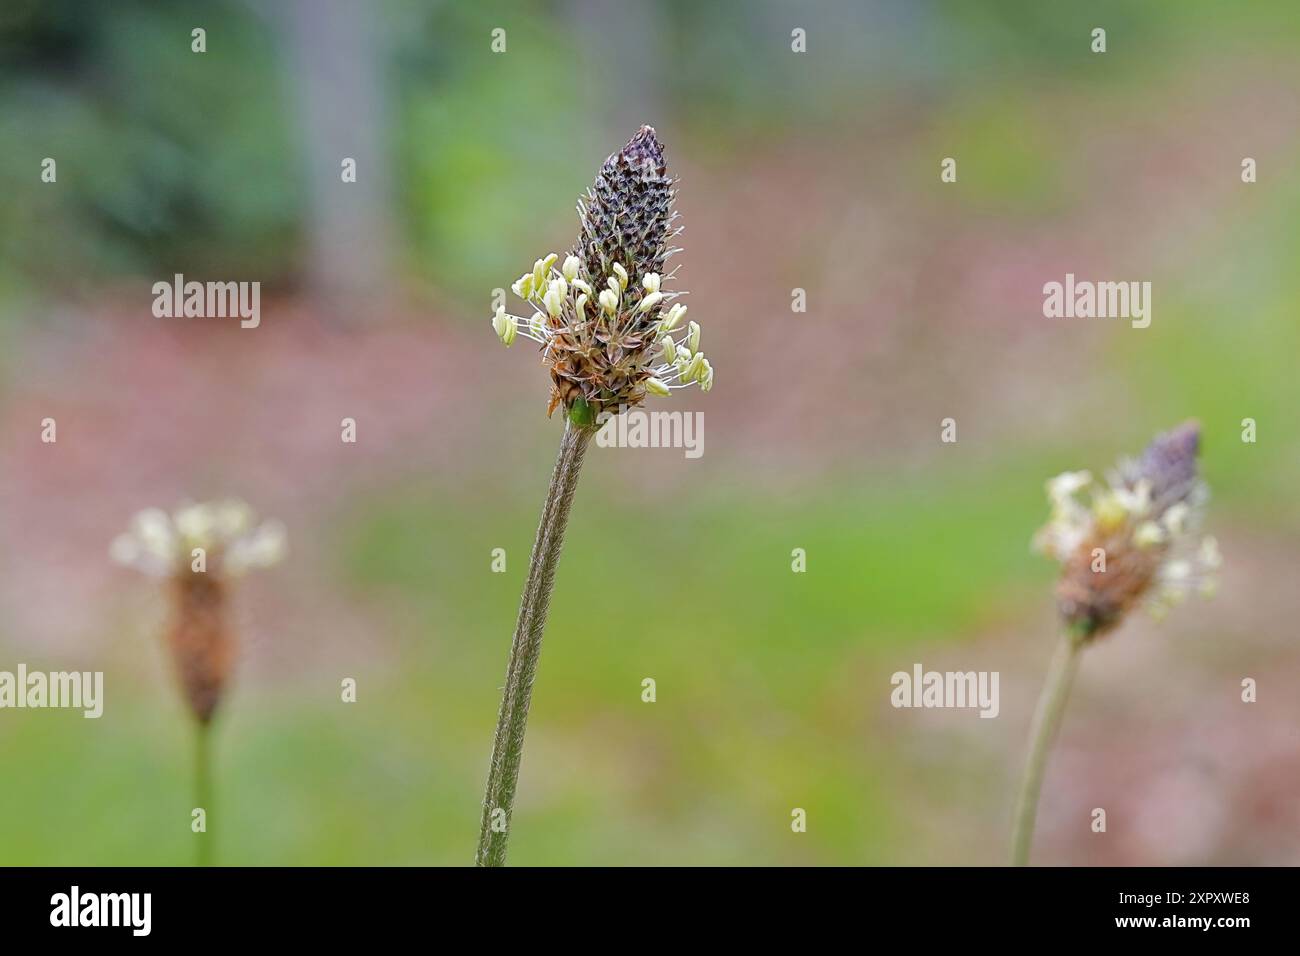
left=1157, top=419, right=1200, bottom=452
left=576, top=124, right=675, bottom=289
left=619, top=125, right=665, bottom=172
left=1139, top=419, right=1201, bottom=506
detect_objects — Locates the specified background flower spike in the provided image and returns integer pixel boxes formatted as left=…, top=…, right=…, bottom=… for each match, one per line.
left=1012, top=422, right=1218, bottom=867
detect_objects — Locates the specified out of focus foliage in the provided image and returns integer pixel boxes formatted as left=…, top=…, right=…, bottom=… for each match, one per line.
left=4, top=0, right=1298, bottom=303
left=0, top=0, right=300, bottom=291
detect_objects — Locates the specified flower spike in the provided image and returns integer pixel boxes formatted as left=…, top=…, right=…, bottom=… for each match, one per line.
left=488, top=126, right=713, bottom=423
left=1034, top=421, right=1217, bottom=638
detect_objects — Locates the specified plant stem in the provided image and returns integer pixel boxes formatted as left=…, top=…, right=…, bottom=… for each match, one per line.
left=476, top=420, right=594, bottom=866
left=195, top=720, right=213, bottom=867
left=1010, top=630, right=1085, bottom=866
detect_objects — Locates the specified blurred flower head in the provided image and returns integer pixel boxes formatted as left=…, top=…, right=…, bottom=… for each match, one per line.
left=111, top=499, right=286, bottom=724
left=490, top=126, right=713, bottom=424
left=1034, top=421, right=1219, bottom=637
left=111, top=499, right=287, bottom=578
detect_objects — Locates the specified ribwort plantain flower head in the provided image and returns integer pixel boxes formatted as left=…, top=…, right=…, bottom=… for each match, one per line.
left=491, top=126, right=712, bottom=425
left=112, top=500, right=286, bottom=724
left=1034, top=421, right=1220, bottom=639
left=111, top=500, right=287, bottom=578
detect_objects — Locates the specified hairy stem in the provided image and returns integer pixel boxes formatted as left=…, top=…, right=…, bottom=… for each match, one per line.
left=476, top=420, right=594, bottom=866
left=1010, top=631, right=1085, bottom=866
left=195, top=720, right=212, bottom=867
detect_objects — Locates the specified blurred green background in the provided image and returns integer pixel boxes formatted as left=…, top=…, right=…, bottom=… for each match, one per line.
left=1, top=0, right=1298, bottom=865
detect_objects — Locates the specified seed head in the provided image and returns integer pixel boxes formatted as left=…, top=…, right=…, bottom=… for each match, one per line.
left=490, top=126, right=711, bottom=423
left=1033, top=421, right=1219, bottom=638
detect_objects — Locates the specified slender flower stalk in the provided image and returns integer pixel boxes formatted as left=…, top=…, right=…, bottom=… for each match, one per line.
left=194, top=720, right=213, bottom=868
left=476, top=420, right=592, bottom=866
left=1010, top=625, right=1085, bottom=868
left=477, top=126, right=712, bottom=865
left=1011, top=422, right=1220, bottom=865
left=111, top=499, right=286, bottom=866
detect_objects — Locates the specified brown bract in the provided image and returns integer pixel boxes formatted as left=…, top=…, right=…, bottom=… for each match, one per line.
left=1057, top=529, right=1160, bottom=638
left=168, top=570, right=233, bottom=724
